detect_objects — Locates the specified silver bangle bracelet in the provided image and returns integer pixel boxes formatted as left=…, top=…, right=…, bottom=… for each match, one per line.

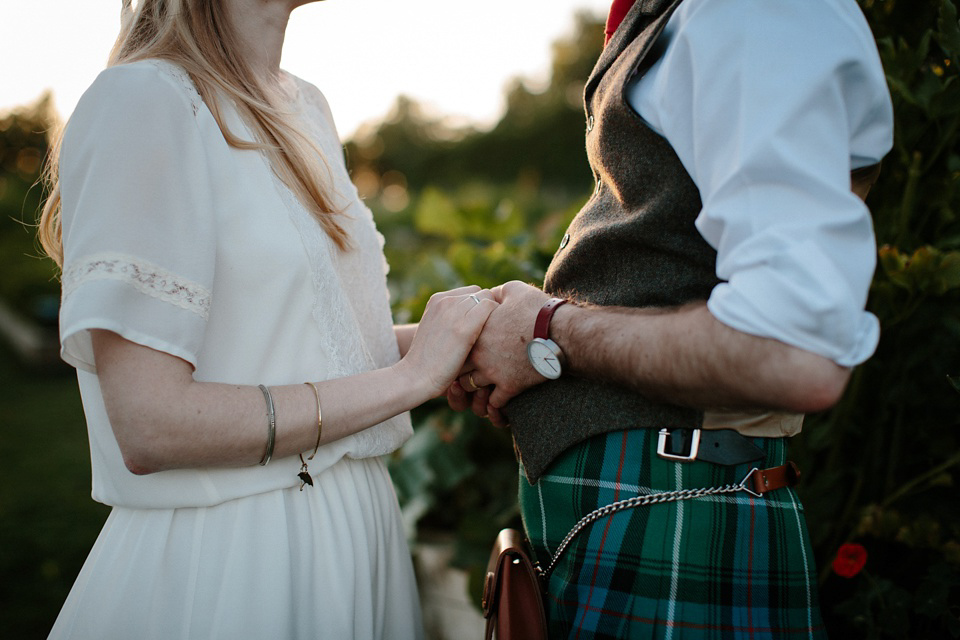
left=258, top=384, right=276, bottom=466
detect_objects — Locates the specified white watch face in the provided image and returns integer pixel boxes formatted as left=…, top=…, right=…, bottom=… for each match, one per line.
left=527, top=338, right=563, bottom=380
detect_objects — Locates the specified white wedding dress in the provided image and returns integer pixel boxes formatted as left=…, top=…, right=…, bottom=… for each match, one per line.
left=50, top=60, right=423, bottom=639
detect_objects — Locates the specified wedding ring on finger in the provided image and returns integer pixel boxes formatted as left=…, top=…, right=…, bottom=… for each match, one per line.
left=466, top=373, right=480, bottom=391
left=469, top=293, right=481, bottom=305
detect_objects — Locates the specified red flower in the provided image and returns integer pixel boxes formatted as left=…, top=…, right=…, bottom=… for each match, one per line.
left=833, top=543, right=868, bottom=578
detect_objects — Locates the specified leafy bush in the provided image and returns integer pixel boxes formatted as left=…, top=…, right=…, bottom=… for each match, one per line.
left=794, top=1, right=960, bottom=636
left=379, top=183, right=588, bottom=596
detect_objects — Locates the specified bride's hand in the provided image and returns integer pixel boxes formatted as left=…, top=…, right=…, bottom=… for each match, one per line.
left=397, top=286, right=497, bottom=399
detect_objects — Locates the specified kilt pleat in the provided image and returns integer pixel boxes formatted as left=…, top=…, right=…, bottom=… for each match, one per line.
left=519, top=429, right=827, bottom=640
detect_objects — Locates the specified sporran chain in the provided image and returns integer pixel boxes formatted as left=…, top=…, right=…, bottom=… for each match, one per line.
left=539, top=472, right=757, bottom=579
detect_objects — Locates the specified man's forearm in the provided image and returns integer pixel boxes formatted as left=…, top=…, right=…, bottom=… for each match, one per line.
left=549, top=300, right=851, bottom=413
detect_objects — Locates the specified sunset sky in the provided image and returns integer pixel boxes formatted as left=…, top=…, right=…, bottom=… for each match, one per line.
left=3, top=0, right=611, bottom=137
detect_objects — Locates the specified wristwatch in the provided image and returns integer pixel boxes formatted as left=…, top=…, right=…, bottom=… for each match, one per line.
left=526, top=298, right=569, bottom=380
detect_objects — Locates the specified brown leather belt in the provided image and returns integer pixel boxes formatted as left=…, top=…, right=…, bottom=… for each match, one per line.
left=657, top=428, right=801, bottom=496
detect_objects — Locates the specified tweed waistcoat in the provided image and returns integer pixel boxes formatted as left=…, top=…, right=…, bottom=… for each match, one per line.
left=506, top=0, right=722, bottom=482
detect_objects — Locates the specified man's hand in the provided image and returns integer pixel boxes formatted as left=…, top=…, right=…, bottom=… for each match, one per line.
left=446, top=281, right=854, bottom=426
left=446, top=281, right=553, bottom=421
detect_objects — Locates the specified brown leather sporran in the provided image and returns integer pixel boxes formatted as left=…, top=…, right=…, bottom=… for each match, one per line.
left=481, top=528, right=548, bottom=640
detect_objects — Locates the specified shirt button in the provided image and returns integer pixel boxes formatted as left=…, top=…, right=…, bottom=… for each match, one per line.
left=559, top=233, right=570, bottom=249
left=586, top=115, right=595, bottom=132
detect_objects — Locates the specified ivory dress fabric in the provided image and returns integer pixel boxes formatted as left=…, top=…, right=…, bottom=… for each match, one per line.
left=50, top=59, right=422, bottom=639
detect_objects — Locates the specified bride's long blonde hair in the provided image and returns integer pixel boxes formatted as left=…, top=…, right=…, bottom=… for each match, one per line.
left=38, top=0, right=349, bottom=267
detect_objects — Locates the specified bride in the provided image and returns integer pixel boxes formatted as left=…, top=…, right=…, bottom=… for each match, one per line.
left=38, top=1, right=494, bottom=637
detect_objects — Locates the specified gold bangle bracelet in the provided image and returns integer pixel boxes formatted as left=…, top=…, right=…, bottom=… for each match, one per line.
left=304, top=381, right=322, bottom=460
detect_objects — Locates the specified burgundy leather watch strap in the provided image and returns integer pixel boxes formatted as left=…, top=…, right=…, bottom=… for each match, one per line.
left=533, top=298, right=568, bottom=340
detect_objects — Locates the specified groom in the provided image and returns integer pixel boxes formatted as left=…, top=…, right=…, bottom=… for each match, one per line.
left=450, top=0, right=892, bottom=637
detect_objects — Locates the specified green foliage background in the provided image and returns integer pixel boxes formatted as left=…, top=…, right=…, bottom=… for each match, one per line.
left=0, top=2, right=957, bottom=637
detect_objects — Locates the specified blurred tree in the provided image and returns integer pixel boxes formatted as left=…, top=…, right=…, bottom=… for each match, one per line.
left=0, top=93, right=60, bottom=319
left=346, top=12, right=604, bottom=195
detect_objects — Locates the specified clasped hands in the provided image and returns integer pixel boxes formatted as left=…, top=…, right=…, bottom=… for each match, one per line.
left=446, top=280, right=554, bottom=427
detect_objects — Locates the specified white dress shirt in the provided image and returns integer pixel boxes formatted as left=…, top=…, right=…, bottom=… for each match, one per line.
left=626, top=0, right=894, bottom=366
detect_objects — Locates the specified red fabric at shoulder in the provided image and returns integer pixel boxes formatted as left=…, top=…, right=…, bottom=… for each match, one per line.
left=605, top=0, right=638, bottom=45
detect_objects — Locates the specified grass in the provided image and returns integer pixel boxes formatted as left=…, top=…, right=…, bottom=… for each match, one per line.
left=0, top=341, right=109, bottom=638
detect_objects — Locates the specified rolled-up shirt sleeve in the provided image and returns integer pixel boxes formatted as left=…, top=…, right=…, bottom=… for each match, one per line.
left=627, top=0, right=894, bottom=366
left=58, top=63, right=217, bottom=373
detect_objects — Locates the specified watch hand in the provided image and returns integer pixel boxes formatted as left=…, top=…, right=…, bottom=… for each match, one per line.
left=545, top=357, right=558, bottom=372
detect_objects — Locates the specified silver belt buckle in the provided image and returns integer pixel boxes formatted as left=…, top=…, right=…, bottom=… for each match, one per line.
left=657, top=428, right=701, bottom=461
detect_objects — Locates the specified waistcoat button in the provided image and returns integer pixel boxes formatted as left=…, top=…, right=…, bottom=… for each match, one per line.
left=587, top=115, right=595, bottom=132
left=559, top=233, right=570, bottom=249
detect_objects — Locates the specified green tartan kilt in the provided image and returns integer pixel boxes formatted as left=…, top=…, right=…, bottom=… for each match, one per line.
left=518, top=428, right=827, bottom=640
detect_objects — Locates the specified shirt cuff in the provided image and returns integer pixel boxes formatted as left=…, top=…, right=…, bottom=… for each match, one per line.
left=706, top=276, right=880, bottom=367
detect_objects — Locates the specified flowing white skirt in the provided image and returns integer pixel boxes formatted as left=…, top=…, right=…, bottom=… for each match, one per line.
left=50, top=456, right=424, bottom=640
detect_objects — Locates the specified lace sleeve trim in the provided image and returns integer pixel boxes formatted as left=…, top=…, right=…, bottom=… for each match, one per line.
left=62, top=253, right=212, bottom=319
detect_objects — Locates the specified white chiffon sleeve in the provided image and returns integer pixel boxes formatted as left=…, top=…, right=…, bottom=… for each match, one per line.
left=58, top=63, right=216, bottom=373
